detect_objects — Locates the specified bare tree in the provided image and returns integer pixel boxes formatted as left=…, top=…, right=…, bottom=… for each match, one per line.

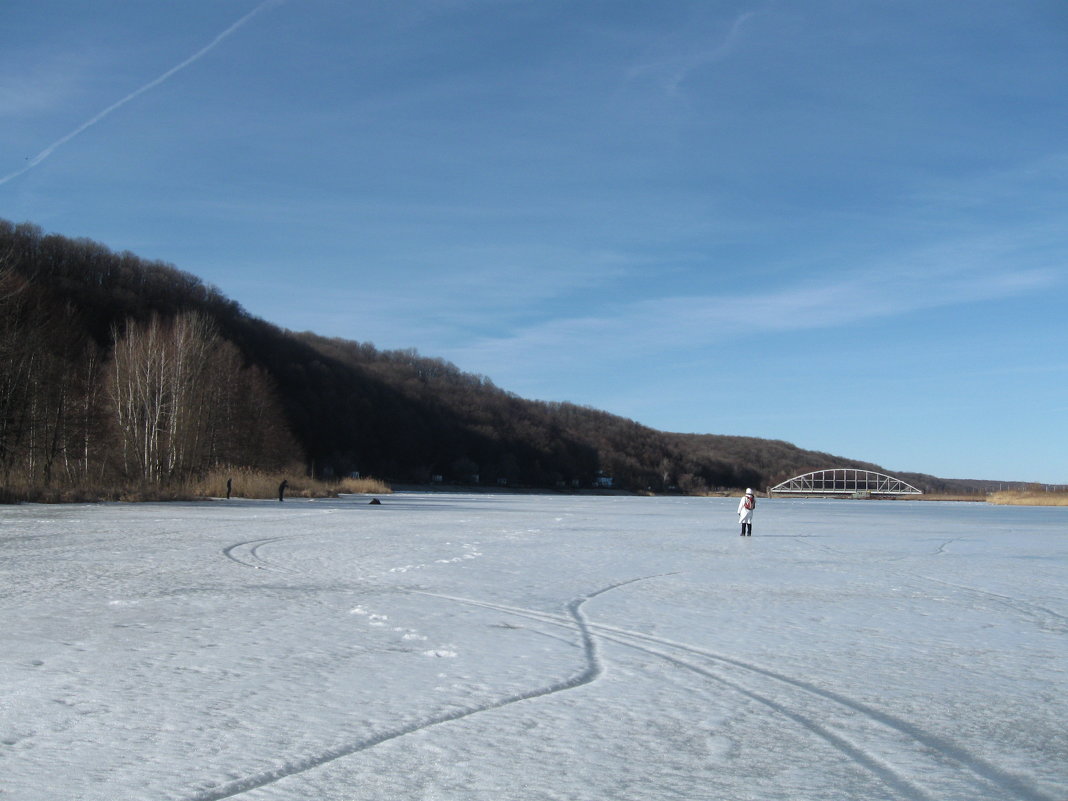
left=164, top=311, right=218, bottom=476
left=0, top=259, right=37, bottom=481
left=109, top=311, right=219, bottom=483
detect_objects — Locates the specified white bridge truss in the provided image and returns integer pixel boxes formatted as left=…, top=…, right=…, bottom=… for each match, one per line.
left=770, top=469, right=923, bottom=496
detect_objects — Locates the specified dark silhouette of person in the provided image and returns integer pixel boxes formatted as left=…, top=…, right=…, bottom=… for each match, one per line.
left=278, top=479, right=288, bottom=502
left=226, top=477, right=232, bottom=500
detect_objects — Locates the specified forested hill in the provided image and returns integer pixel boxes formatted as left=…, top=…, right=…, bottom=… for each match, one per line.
left=1, top=219, right=966, bottom=495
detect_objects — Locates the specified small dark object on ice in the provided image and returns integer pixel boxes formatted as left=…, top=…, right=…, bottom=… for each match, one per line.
left=369, top=498, right=382, bottom=505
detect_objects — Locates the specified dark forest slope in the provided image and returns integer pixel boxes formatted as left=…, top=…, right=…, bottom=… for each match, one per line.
left=1, top=219, right=971, bottom=494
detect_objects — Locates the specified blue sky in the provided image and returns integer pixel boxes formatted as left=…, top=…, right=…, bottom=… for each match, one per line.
left=3, top=1, right=1066, bottom=483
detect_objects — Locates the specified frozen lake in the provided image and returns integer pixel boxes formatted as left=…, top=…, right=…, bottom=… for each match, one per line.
left=2, top=493, right=1066, bottom=800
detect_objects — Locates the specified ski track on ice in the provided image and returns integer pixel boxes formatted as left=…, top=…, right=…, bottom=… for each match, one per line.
left=910, top=574, right=1068, bottom=634
left=217, top=507, right=353, bottom=572
left=199, top=521, right=1055, bottom=799
left=789, top=535, right=1068, bottom=636
left=932, top=537, right=962, bottom=556
left=181, top=578, right=663, bottom=801
left=222, top=537, right=299, bottom=573
left=221, top=533, right=482, bottom=580
left=423, top=592, right=1055, bottom=801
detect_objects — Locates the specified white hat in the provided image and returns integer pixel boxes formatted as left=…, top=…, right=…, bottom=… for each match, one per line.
left=745, top=488, right=753, bottom=495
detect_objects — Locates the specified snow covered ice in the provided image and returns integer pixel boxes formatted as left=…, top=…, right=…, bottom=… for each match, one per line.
left=1, top=493, right=1066, bottom=801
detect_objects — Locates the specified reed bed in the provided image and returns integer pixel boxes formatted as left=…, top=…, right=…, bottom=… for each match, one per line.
left=0, top=468, right=390, bottom=504
left=186, top=467, right=391, bottom=500
left=986, top=490, right=1068, bottom=507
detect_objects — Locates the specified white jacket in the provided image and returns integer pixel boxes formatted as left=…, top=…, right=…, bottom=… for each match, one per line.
left=737, top=494, right=755, bottom=523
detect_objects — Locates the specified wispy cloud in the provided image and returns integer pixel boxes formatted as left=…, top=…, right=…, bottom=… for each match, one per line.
left=446, top=235, right=1061, bottom=378
left=0, top=56, right=90, bottom=118
left=0, top=0, right=283, bottom=186
left=623, top=10, right=759, bottom=97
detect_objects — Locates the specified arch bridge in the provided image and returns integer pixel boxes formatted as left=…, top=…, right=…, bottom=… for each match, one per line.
left=770, top=469, right=922, bottom=497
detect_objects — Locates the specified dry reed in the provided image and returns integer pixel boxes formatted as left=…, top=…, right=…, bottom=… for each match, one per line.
left=1, top=468, right=391, bottom=504
left=185, top=466, right=391, bottom=500
left=986, top=490, right=1068, bottom=507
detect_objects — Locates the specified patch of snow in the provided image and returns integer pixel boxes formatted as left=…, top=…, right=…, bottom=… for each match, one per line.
left=1, top=494, right=1066, bottom=800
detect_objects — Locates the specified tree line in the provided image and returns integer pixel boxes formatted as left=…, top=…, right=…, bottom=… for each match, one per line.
left=1, top=219, right=967, bottom=501
left=1, top=221, right=296, bottom=500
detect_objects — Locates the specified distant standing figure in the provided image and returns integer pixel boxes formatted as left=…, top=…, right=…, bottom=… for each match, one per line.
left=738, top=488, right=756, bottom=536
left=278, top=479, right=288, bottom=502
left=226, top=477, right=233, bottom=500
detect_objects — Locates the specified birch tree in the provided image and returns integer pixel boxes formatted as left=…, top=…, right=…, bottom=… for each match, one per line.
left=109, top=311, right=219, bottom=482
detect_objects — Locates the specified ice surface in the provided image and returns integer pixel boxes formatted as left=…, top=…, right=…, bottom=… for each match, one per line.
left=1, top=494, right=1066, bottom=800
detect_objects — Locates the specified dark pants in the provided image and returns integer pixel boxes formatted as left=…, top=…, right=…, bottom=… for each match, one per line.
left=741, top=523, right=752, bottom=536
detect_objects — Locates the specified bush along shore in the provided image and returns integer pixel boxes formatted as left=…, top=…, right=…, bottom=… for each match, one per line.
left=1, top=468, right=391, bottom=504
left=985, top=490, right=1068, bottom=507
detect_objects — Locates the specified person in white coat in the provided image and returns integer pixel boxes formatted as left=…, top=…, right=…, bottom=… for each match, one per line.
left=737, top=488, right=756, bottom=536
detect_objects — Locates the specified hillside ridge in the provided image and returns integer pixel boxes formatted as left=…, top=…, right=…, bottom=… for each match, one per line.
left=1, top=219, right=985, bottom=495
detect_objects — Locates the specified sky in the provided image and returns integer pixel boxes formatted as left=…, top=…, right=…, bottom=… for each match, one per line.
left=2, top=0, right=1067, bottom=484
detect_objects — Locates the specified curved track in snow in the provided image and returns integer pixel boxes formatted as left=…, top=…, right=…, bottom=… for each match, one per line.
left=222, top=537, right=298, bottom=573
left=909, top=574, right=1068, bottom=635
left=425, top=591, right=1056, bottom=801
left=195, top=509, right=1060, bottom=801
left=789, top=533, right=1068, bottom=636
left=182, top=578, right=666, bottom=801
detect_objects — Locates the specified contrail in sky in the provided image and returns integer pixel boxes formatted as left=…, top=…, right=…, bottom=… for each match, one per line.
left=0, top=0, right=282, bottom=186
